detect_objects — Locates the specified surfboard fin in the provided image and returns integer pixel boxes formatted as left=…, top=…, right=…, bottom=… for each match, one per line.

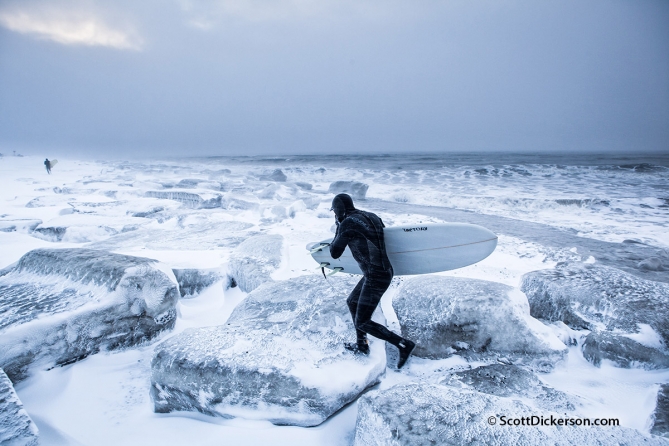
left=327, top=267, right=344, bottom=277
left=309, top=243, right=330, bottom=254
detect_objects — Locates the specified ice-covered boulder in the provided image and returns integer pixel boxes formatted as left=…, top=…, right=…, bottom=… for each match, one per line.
left=0, top=249, right=179, bottom=382
left=287, top=200, right=307, bottom=218
left=32, top=226, right=67, bottom=242
left=0, top=368, right=39, bottom=446
left=328, top=181, right=369, bottom=200
left=582, top=331, right=669, bottom=369
left=521, top=263, right=669, bottom=368
left=172, top=268, right=224, bottom=298
left=222, top=197, right=257, bottom=210
left=145, top=191, right=222, bottom=209
left=151, top=275, right=385, bottom=427
left=393, top=276, right=566, bottom=370
left=227, top=234, right=283, bottom=293
left=259, top=169, right=287, bottom=182
left=354, top=383, right=667, bottom=446
left=443, top=364, right=576, bottom=412
left=651, top=384, right=669, bottom=438
left=0, top=219, right=41, bottom=234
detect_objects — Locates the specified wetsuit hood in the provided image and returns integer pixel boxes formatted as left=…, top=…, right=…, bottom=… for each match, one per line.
left=331, top=194, right=356, bottom=222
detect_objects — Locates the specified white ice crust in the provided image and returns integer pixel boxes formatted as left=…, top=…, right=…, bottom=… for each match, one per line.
left=227, top=234, right=283, bottom=292
left=393, top=275, right=567, bottom=370
left=0, top=249, right=179, bottom=382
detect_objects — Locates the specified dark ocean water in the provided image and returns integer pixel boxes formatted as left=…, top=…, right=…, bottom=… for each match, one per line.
left=187, top=152, right=669, bottom=170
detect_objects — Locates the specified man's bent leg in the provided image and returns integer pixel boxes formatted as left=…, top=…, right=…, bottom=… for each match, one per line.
left=354, top=274, right=403, bottom=346
left=346, top=278, right=367, bottom=344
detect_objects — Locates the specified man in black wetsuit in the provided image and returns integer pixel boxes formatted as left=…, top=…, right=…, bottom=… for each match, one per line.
left=329, top=193, right=416, bottom=369
left=44, top=158, right=51, bottom=174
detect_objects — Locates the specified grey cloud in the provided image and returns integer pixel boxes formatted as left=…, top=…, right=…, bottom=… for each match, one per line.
left=0, top=0, right=667, bottom=157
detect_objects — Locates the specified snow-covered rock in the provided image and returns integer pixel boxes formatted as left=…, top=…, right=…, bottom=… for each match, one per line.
left=227, top=234, right=283, bottom=293
left=443, top=364, right=576, bottom=412
left=354, top=383, right=667, bottom=446
left=651, top=384, right=669, bottom=438
left=172, top=268, right=224, bottom=298
left=328, top=181, right=369, bottom=200
left=259, top=169, right=287, bottom=182
left=32, top=226, right=67, bottom=242
left=287, top=200, right=307, bottom=218
left=521, top=263, right=669, bottom=368
left=0, top=219, right=41, bottom=234
left=0, top=368, right=39, bottom=446
left=145, top=191, right=222, bottom=209
left=393, top=276, right=566, bottom=370
left=582, top=331, right=669, bottom=369
left=0, top=249, right=179, bottom=382
left=151, top=275, right=385, bottom=427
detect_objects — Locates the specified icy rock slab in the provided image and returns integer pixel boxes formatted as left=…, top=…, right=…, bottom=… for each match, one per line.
left=130, top=206, right=164, bottom=218
left=651, top=384, right=669, bottom=438
left=174, top=179, right=220, bottom=190
left=582, top=331, right=669, bottom=369
left=328, top=181, right=369, bottom=200
left=259, top=169, right=287, bottom=182
left=354, top=383, right=667, bottom=446
left=443, top=364, right=576, bottom=412
left=32, top=226, right=67, bottom=242
left=172, top=268, right=224, bottom=298
left=145, top=191, right=222, bottom=209
left=393, top=276, right=566, bottom=370
left=521, top=263, right=669, bottom=367
left=223, top=197, right=257, bottom=210
left=151, top=275, right=385, bottom=427
left=0, top=219, right=41, bottom=234
left=0, top=368, right=39, bottom=446
left=227, top=234, right=283, bottom=293
left=0, top=249, right=179, bottom=382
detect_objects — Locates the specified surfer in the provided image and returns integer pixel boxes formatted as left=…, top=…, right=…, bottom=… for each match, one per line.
left=44, top=158, right=51, bottom=174
left=329, top=193, right=416, bottom=369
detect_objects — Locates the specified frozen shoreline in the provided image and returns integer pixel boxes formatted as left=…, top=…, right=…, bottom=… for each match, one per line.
left=1, top=154, right=668, bottom=445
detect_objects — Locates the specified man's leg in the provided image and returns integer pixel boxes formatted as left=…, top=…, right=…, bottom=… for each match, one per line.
left=354, top=274, right=403, bottom=346
left=350, top=273, right=416, bottom=367
left=346, top=278, right=368, bottom=347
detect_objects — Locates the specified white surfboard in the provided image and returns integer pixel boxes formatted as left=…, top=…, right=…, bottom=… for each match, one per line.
left=50, top=159, right=58, bottom=167
left=309, top=223, right=497, bottom=276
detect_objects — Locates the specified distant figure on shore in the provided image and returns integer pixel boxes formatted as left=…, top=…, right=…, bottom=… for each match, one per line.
left=44, top=158, right=51, bottom=174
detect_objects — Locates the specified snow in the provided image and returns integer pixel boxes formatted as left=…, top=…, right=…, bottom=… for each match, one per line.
left=0, top=154, right=668, bottom=444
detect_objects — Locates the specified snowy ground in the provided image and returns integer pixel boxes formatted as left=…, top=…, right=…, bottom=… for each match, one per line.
left=1, top=153, right=668, bottom=445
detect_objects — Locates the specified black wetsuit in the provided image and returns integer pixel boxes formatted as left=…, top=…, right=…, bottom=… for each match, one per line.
left=330, top=209, right=403, bottom=347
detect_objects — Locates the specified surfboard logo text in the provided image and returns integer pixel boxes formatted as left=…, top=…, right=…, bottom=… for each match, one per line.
left=402, top=227, right=428, bottom=232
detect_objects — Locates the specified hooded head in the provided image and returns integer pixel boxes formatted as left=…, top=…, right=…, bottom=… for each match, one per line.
left=331, top=193, right=355, bottom=222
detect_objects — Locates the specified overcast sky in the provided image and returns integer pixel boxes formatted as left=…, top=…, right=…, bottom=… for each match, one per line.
left=0, top=0, right=667, bottom=158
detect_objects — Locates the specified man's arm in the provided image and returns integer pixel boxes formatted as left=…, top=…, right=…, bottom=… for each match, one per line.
left=329, top=220, right=350, bottom=259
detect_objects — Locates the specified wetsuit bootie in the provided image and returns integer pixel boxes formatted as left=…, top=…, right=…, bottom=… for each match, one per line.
left=397, top=339, right=416, bottom=369
left=344, top=340, right=370, bottom=355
